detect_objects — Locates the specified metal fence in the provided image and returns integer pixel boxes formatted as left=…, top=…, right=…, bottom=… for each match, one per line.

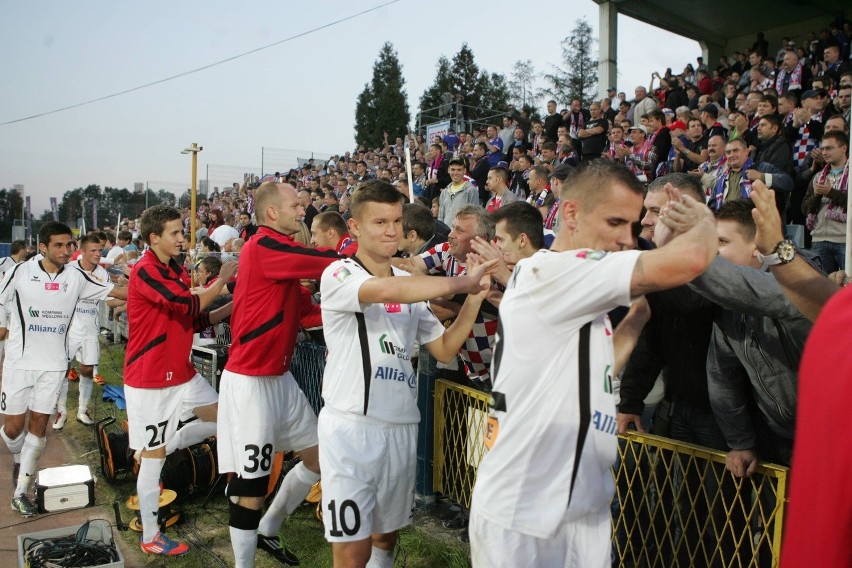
left=432, top=379, right=790, bottom=568
left=290, top=341, right=327, bottom=415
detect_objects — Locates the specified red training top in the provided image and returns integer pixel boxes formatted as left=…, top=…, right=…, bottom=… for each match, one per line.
left=226, top=226, right=339, bottom=376
left=336, top=233, right=358, bottom=257
left=780, top=285, right=852, bottom=566
left=124, top=249, right=210, bottom=388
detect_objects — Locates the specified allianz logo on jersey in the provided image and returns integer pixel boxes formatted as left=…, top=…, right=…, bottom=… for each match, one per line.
left=28, top=307, right=65, bottom=319
left=373, top=366, right=417, bottom=389
left=593, top=410, right=617, bottom=436
left=378, top=333, right=410, bottom=360
left=28, top=323, right=67, bottom=334
left=75, top=305, right=98, bottom=316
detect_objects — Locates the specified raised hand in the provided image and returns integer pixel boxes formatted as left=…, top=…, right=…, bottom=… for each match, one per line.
left=749, top=180, right=783, bottom=255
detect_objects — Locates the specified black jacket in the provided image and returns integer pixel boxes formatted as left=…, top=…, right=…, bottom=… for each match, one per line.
left=754, top=134, right=794, bottom=175
left=619, top=285, right=716, bottom=415
left=665, top=87, right=689, bottom=111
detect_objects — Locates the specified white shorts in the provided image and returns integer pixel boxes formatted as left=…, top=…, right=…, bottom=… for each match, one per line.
left=217, top=370, right=318, bottom=478
left=68, top=334, right=99, bottom=366
left=124, top=373, right=218, bottom=451
left=469, top=505, right=611, bottom=568
left=318, top=407, right=417, bottom=541
left=0, top=366, right=65, bottom=415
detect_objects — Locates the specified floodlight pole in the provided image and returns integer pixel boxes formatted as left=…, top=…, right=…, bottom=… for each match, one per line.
left=182, top=143, right=203, bottom=250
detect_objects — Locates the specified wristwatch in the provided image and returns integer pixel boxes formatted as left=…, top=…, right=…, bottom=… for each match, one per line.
left=757, top=239, right=796, bottom=266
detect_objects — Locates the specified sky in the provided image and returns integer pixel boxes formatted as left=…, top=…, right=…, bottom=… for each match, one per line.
left=1, top=0, right=699, bottom=215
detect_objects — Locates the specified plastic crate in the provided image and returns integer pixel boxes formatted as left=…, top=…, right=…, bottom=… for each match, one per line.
left=17, top=519, right=124, bottom=568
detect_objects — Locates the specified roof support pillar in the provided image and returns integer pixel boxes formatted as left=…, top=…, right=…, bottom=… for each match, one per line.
left=598, top=0, right=618, bottom=100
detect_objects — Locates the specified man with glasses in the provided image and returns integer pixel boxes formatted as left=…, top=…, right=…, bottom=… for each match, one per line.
left=802, top=131, right=849, bottom=272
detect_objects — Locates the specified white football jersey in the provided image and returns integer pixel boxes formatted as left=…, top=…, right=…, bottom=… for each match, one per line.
left=0, top=256, right=19, bottom=279
left=69, top=259, right=110, bottom=339
left=320, top=258, right=445, bottom=424
left=0, top=258, right=114, bottom=371
left=471, top=248, right=641, bottom=539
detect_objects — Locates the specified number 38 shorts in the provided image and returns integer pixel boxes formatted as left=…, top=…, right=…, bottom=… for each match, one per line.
left=216, top=369, right=319, bottom=479
left=124, top=373, right=218, bottom=451
left=317, top=407, right=417, bottom=541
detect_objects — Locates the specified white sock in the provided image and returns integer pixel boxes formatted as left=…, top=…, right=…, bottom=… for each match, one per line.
left=258, top=462, right=320, bottom=537
left=15, top=433, right=46, bottom=495
left=1, top=426, right=25, bottom=464
left=366, top=545, right=395, bottom=568
left=56, top=378, right=69, bottom=415
left=78, top=375, right=94, bottom=415
left=138, top=457, right=165, bottom=543
left=165, top=420, right=216, bottom=454
left=230, top=526, right=258, bottom=568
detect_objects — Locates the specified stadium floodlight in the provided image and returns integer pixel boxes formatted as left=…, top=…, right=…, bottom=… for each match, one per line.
left=182, top=143, right=203, bottom=249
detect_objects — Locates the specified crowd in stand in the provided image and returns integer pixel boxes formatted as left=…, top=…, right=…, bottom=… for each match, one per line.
left=105, top=20, right=849, bottom=497
left=5, top=21, right=850, bottom=567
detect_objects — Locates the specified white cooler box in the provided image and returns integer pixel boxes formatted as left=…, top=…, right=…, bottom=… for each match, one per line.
left=36, top=464, right=95, bottom=513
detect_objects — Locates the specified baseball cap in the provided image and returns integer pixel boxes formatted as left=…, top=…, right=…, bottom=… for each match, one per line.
left=801, top=88, right=828, bottom=101
left=628, top=125, right=649, bottom=135
left=669, top=120, right=688, bottom=131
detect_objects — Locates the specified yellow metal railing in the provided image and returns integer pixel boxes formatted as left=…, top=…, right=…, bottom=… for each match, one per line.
left=433, top=380, right=491, bottom=510
left=433, top=379, right=789, bottom=567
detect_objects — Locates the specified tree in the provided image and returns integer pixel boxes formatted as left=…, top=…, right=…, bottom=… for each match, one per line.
left=541, top=18, right=598, bottom=107
left=354, top=84, right=373, bottom=149
left=0, top=188, right=25, bottom=240
left=475, top=71, right=511, bottom=126
left=418, top=56, right=453, bottom=125
left=508, top=59, right=539, bottom=110
left=447, top=44, right=510, bottom=127
left=450, top=44, right=480, bottom=109
left=352, top=42, right=410, bottom=148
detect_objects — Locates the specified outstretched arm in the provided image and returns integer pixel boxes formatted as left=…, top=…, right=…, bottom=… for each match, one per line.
left=750, top=181, right=840, bottom=321
left=424, top=258, right=492, bottom=363
left=358, top=260, right=497, bottom=305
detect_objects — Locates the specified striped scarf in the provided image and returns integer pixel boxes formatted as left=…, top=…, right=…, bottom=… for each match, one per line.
left=775, top=63, right=802, bottom=95
left=806, top=162, right=849, bottom=230
left=793, top=112, right=823, bottom=168
left=713, top=158, right=754, bottom=208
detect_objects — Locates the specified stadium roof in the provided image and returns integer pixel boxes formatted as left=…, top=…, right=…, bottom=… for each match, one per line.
left=594, top=0, right=848, bottom=49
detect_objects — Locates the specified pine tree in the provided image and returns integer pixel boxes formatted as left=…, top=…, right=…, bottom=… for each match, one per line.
left=418, top=56, right=453, bottom=124
left=417, top=45, right=511, bottom=131
left=354, top=84, right=374, bottom=148
left=450, top=44, right=509, bottom=126
left=353, top=42, right=410, bottom=148
left=541, top=18, right=598, bottom=106
left=477, top=71, right=511, bottom=122
left=450, top=44, right=480, bottom=111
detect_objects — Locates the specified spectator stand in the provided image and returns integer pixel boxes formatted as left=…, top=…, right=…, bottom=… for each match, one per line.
left=416, top=102, right=508, bottom=141
left=204, top=164, right=263, bottom=197
left=261, top=147, right=335, bottom=178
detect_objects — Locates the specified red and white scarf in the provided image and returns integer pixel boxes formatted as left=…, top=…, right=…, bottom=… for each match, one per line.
left=806, top=162, right=849, bottom=230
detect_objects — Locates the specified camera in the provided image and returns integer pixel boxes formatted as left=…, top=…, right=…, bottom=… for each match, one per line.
left=624, top=140, right=635, bottom=148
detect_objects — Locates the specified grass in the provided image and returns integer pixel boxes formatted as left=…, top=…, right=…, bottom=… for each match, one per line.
left=58, top=339, right=471, bottom=567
